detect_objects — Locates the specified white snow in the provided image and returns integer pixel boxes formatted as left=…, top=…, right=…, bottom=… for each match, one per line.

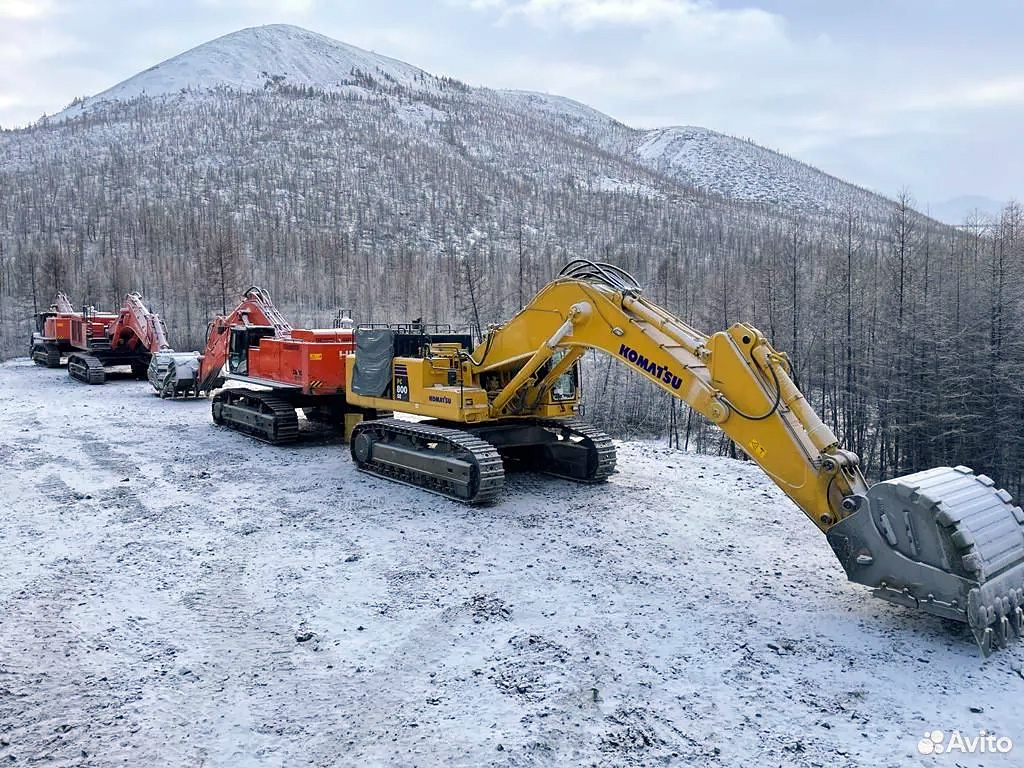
left=1, top=359, right=1022, bottom=766
left=633, top=126, right=894, bottom=216
left=57, top=25, right=442, bottom=121
left=396, top=103, right=448, bottom=127
left=590, top=176, right=664, bottom=198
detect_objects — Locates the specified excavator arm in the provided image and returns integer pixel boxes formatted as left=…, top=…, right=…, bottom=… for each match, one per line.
left=478, top=261, right=864, bottom=531
left=151, top=287, right=293, bottom=398
left=471, top=261, right=1024, bottom=654
left=108, top=293, right=171, bottom=355
left=195, top=287, right=292, bottom=393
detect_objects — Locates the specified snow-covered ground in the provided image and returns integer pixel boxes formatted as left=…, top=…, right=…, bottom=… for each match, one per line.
left=0, top=358, right=1021, bottom=767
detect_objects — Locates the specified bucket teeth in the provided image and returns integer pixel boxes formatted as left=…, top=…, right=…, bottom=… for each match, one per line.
left=968, top=591, right=1024, bottom=656
left=996, top=616, right=1012, bottom=649
left=974, top=626, right=995, bottom=657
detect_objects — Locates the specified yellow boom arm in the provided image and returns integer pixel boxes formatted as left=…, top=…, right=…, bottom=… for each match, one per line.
left=465, top=260, right=1024, bottom=654
left=475, top=261, right=868, bottom=532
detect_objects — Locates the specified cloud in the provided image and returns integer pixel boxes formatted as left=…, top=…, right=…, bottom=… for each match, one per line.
left=198, top=0, right=317, bottom=12
left=489, top=54, right=718, bottom=102
left=462, top=0, right=786, bottom=44
left=903, top=77, right=1024, bottom=112
left=0, top=11, right=87, bottom=126
left=0, top=0, right=56, bottom=20
left=511, top=0, right=756, bottom=29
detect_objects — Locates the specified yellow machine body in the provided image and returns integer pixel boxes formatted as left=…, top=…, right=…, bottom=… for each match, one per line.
left=344, top=260, right=1024, bottom=654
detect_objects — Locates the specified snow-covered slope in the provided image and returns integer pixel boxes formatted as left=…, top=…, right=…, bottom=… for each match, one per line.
left=50, top=24, right=899, bottom=218
left=59, top=25, right=441, bottom=120
left=634, top=126, right=894, bottom=217
left=2, top=360, right=1021, bottom=766
left=498, top=90, right=631, bottom=145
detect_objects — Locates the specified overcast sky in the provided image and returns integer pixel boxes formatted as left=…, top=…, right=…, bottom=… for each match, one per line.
left=1, top=0, right=1021, bottom=210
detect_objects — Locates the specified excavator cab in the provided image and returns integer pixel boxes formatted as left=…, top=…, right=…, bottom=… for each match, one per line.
left=227, top=325, right=276, bottom=375
left=35, top=310, right=57, bottom=335
left=541, top=349, right=579, bottom=403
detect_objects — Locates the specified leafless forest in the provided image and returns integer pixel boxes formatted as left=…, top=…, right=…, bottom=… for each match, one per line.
left=0, top=85, right=1021, bottom=494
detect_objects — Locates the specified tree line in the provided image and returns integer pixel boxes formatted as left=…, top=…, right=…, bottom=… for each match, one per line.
left=0, top=86, right=1021, bottom=496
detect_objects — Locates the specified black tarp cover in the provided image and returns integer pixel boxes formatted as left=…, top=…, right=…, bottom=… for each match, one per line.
left=351, top=328, right=394, bottom=397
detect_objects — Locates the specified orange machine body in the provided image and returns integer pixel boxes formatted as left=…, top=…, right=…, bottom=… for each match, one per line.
left=69, top=312, right=119, bottom=350
left=246, top=328, right=355, bottom=395
left=42, top=315, right=75, bottom=343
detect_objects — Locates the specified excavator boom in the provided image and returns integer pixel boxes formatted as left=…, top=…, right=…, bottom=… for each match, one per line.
left=346, top=260, right=1024, bottom=654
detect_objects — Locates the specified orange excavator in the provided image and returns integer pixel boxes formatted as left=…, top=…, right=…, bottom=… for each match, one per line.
left=30, top=293, right=79, bottom=367
left=67, top=293, right=172, bottom=385
left=154, top=287, right=383, bottom=441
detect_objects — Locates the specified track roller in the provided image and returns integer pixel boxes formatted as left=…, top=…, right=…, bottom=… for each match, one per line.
left=350, top=418, right=505, bottom=504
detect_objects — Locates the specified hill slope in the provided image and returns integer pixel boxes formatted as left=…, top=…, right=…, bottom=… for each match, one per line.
left=51, top=24, right=893, bottom=218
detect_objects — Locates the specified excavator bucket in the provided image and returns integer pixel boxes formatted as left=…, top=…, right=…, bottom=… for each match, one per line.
left=148, top=350, right=202, bottom=398
left=826, top=466, right=1024, bottom=655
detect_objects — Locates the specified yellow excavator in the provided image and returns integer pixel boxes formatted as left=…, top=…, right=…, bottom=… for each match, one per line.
left=344, top=260, right=1024, bottom=654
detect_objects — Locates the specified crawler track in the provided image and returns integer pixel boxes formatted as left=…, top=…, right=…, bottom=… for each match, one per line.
left=529, top=418, right=617, bottom=483
left=466, top=417, right=616, bottom=485
left=211, top=388, right=299, bottom=444
left=68, top=353, right=106, bottom=385
left=350, top=418, right=505, bottom=504
left=31, top=343, right=61, bottom=368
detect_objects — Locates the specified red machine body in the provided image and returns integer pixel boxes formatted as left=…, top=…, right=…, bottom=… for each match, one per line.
left=43, top=315, right=75, bottom=344
left=245, top=329, right=355, bottom=394
left=30, top=293, right=81, bottom=367
left=68, top=312, right=119, bottom=350
left=67, top=293, right=170, bottom=384
left=197, top=287, right=381, bottom=443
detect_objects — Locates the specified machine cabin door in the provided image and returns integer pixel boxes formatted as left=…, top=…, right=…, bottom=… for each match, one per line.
left=228, top=325, right=276, bottom=375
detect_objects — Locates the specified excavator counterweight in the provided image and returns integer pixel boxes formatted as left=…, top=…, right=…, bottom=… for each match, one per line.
left=342, top=260, right=1024, bottom=654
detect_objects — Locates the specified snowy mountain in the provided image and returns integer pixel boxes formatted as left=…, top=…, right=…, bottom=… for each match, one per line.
left=0, top=22, right=940, bottom=364
left=51, top=24, right=893, bottom=219
left=634, top=126, right=892, bottom=218
left=59, top=25, right=443, bottom=120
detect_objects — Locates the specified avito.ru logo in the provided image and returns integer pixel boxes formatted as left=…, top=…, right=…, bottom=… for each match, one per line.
left=918, top=730, right=1013, bottom=755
